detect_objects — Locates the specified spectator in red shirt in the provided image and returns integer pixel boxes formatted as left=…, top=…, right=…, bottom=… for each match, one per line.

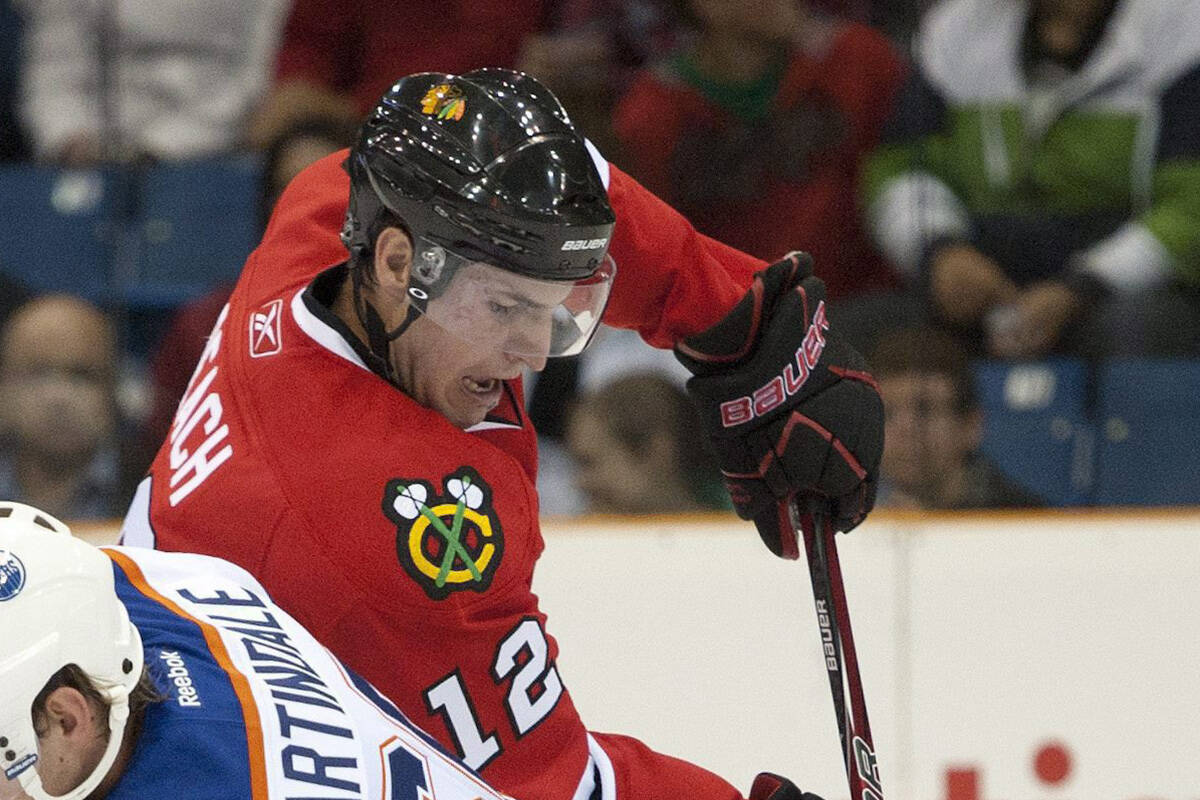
left=612, top=0, right=905, bottom=302
left=249, top=0, right=545, bottom=151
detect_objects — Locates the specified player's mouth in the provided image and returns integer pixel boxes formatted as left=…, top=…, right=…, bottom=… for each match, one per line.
left=462, top=376, right=503, bottom=409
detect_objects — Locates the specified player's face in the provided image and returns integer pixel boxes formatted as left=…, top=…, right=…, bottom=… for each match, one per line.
left=370, top=228, right=608, bottom=428
left=390, top=293, right=552, bottom=430
left=420, top=263, right=574, bottom=362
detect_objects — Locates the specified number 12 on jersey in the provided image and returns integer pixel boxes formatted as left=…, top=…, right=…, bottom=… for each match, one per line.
left=424, top=617, right=564, bottom=770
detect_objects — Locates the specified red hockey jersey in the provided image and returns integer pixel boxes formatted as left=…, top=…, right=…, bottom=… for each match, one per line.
left=123, top=149, right=764, bottom=800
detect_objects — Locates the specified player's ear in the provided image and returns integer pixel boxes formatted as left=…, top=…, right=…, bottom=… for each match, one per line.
left=372, top=226, right=413, bottom=299
left=39, top=686, right=100, bottom=740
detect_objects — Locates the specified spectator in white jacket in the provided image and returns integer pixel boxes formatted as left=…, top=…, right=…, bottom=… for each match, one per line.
left=17, top=0, right=288, bottom=164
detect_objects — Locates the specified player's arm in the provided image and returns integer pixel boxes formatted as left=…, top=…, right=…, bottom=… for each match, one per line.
left=590, top=733, right=825, bottom=800
left=599, top=160, right=766, bottom=347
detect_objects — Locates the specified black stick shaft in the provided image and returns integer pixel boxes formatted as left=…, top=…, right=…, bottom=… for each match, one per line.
left=790, top=499, right=883, bottom=800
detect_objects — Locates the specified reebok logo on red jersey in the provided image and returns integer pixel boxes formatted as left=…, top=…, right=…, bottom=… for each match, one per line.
left=249, top=299, right=283, bottom=358
left=719, top=300, right=829, bottom=428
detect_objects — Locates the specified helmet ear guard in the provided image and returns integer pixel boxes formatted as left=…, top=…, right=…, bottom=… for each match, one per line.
left=0, top=502, right=144, bottom=800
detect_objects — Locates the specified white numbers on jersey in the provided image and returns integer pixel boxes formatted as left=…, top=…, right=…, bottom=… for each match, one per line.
left=424, top=617, right=564, bottom=770
left=168, top=304, right=233, bottom=506
left=425, top=671, right=502, bottom=771
left=493, top=618, right=564, bottom=736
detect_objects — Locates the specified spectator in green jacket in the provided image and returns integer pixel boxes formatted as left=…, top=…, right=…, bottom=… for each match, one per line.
left=863, top=0, right=1200, bottom=359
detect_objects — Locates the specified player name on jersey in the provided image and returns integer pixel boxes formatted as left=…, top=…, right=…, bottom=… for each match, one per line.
left=110, top=548, right=510, bottom=800
left=174, top=580, right=368, bottom=796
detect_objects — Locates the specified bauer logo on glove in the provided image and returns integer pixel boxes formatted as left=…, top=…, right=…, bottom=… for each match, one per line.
left=718, top=300, right=829, bottom=427
left=675, top=252, right=884, bottom=555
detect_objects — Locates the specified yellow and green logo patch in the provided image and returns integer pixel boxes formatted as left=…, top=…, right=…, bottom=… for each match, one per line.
left=420, top=83, right=466, bottom=121
left=382, top=468, right=502, bottom=600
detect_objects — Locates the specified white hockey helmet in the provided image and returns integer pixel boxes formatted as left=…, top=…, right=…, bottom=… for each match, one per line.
left=0, top=502, right=144, bottom=800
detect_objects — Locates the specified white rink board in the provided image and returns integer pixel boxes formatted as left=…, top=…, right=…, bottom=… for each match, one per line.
left=534, top=512, right=1200, bottom=800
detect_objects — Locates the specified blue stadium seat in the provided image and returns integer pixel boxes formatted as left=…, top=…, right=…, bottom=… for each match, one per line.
left=0, top=164, right=117, bottom=302
left=973, top=359, right=1092, bottom=506
left=123, top=154, right=262, bottom=307
left=1093, top=359, right=1200, bottom=506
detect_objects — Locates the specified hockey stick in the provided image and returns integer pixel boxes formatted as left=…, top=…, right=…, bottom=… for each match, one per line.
left=788, top=499, right=883, bottom=800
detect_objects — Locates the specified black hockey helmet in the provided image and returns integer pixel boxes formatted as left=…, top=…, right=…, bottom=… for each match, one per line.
left=341, top=69, right=617, bottom=361
left=342, top=69, right=616, bottom=282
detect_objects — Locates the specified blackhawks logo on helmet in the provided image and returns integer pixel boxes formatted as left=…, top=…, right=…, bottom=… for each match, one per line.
left=382, top=468, right=503, bottom=600
left=420, top=83, right=466, bottom=121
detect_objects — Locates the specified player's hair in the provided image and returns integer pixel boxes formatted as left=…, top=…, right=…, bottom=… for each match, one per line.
left=31, top=663, right=163, bottom=741
left=868, top=326, right=977, bottom=413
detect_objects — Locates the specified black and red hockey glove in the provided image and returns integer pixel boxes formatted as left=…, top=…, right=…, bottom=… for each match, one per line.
left=675, top=253, right=884, bottom=558
left=750, top=772, right=825, bottom=800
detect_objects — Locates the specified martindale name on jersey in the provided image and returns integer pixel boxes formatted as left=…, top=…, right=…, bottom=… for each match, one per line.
left=719, top=300, right=830, bottom=428
left=171, top=581, right=368, bottom=797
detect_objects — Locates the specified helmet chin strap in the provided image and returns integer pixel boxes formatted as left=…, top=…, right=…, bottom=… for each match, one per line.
left=21, top=687, right=132, bottom=800
left=350, top=265, right=420, bottom=389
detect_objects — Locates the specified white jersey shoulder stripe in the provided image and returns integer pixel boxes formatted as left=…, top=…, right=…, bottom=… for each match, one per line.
left=290, top=289, right=370, bottom=371
left=584, top=139, right=611, bottom=190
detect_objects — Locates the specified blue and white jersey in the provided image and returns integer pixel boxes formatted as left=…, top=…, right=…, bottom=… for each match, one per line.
left=104, top=546, right=511, bottom=800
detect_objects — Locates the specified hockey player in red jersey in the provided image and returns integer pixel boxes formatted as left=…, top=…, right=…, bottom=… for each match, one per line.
left=123, top=70, right=882, bottom=800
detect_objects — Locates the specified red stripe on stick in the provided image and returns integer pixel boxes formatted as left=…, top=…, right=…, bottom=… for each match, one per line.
left=776, top=498, right=799, bottom=560
left=823, top=516, right=875, bottom=745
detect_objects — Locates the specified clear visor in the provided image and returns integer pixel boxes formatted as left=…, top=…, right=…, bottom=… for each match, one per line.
left=408, top=239, right=615, bottom=359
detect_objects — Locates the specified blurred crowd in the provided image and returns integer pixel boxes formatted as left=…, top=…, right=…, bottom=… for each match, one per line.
left=2, top=0, right=1198, bottom=522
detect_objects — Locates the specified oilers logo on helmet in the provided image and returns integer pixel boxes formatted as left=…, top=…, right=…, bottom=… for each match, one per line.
left=0, top=549, right=26, bottom=601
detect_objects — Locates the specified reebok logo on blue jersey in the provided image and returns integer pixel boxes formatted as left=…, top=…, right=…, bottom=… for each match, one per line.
left=160, top=650, right=203, bottom=707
